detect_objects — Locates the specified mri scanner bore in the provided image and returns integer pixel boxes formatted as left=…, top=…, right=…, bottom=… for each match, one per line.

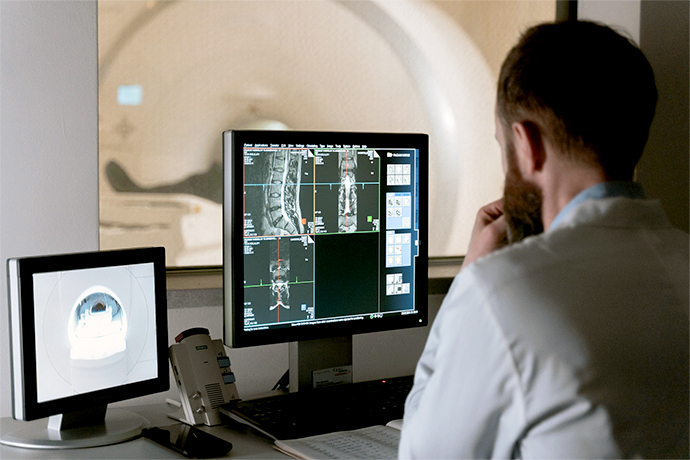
left=69, top=287, right=128, bottom=392
left=33, top=265, right=157, bottom=403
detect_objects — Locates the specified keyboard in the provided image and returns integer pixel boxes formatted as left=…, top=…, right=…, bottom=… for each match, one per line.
left=220, top=375, right=413, bottom=440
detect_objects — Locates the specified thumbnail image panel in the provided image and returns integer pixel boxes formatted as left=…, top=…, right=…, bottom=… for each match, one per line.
left=380, top=149, right=415, bottom=187
left=243, top=148, right=314, bottom=237
left=381, top=268, right=416, bottom=313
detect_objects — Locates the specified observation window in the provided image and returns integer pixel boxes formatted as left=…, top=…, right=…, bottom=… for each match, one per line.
left=98, top=0, right=556, bottom=267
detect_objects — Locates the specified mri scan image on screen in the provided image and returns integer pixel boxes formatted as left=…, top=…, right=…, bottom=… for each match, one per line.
left=32, top=263, right=157, bottom=403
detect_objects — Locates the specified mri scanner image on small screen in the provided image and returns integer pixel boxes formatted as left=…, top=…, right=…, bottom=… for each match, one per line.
left=31, top=263, right=157, bottom=403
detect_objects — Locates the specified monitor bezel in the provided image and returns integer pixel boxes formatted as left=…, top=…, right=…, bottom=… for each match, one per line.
left=223, top=130, right=429, bottom=348
left=7, top=247, right=169, bottom=422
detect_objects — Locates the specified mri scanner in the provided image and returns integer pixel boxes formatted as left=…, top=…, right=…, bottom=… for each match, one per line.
left=69, top=286, right=128, bottom=392
left=98, top=0, right=503, bottom=266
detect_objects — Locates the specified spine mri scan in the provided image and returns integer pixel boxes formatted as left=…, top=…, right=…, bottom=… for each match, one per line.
left=248, top=147, right=370, bottom=318
left=262, top=149, right=304, bottom=311
left=338, top=150, right=358, bottom=233
left=263, top=149, right=304, bottom=236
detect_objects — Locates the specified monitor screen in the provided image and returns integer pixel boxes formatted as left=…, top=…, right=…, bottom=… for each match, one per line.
left=223, top=131, right=428, bottom=348
left=6, top=247, right=168, bottom=423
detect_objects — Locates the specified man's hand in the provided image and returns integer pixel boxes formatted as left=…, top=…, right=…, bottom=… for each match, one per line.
left=461, top=198, right=509, bottom=269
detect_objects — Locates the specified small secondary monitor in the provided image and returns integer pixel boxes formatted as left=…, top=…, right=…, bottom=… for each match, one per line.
left=3, top=247, right=169, bottom=449
left=223, top=131, right=428, bottom=350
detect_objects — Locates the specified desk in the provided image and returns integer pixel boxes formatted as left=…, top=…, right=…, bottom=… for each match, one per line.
left=1, top=403, right=287, bottom=459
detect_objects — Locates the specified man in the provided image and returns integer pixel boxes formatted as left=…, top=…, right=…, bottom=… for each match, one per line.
left=399, top=21, right=688, bottom=459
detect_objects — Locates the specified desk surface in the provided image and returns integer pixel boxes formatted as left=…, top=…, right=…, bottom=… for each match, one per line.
left=1, top=403, right=286, bottom=459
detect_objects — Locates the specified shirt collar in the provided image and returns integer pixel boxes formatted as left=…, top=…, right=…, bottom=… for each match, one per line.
left=550, top=181, right=645, bottom=230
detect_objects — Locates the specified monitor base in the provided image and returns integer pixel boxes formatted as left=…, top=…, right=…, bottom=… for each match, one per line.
left=0, top=409, right=149, bottom=449
left=289, top=336, right=353, bottom=392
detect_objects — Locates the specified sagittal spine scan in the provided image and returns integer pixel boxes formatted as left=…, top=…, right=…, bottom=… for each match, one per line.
left=263, top=149, right=304, bottom=236
left=269, top=238, right=290, bottom=310
left=338, top=149, right=357, bottom=232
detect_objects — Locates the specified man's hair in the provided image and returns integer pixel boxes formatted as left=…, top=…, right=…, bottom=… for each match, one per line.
left=497, top=21, right=657, bottom=180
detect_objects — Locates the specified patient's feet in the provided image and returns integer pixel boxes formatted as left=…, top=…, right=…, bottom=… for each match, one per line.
left=105, top=161, right=144, bottom=193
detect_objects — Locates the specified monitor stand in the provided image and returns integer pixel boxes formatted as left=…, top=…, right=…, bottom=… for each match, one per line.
left=0, top=405, right=149, bottom=449
left=288, top=335, right=353, bottom=393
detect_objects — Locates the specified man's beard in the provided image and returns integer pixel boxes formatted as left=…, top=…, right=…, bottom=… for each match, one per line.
left=503, top=143, right=544, bottom=244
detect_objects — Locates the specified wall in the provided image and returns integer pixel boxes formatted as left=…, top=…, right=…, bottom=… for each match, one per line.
left=578, top=0, right=641, bottom=43
left=637, top=0, right=689, bottom=232
left=579, top=0, right=689, bottom=232
left=0, top=1, right=99, bottom=418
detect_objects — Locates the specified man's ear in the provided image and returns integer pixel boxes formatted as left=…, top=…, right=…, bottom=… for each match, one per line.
left=511, top=121, right=545, bottom=175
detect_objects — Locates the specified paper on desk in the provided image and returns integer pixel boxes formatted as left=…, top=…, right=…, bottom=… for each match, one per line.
left=385, top=419, right=403, bottom=430
left=274, top=425, right=400, bottom=460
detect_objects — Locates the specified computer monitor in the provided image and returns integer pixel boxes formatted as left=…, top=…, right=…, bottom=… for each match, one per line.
left=2, top=247, right=169, bottom=449
left=223, top=130, right=428, bottom=391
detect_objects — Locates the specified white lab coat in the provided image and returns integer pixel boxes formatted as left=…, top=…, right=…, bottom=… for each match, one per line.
left=400, top=197, right=689, bottom=459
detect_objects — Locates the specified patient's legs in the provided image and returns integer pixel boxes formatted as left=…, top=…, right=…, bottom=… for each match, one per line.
left=105, top=161, right=223, bottom=204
